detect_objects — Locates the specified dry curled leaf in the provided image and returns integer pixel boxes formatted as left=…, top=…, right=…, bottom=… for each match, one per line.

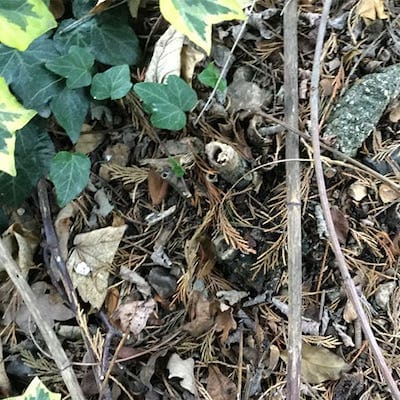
left=347, top=181, right=368, bottom=201
left=378, top=184, right=400, bottom=203
left=281, top=342, right=351, bottom=384
left=148, top=169, right=169, bottom=206
left=112, top=298, right=156, bottom=335
left=183, top=291, right=215, bottom=336
left=357, top=0, right=388, bottom=20
left=207, top=365, right=236, bottom=400
left=67, top=225, right=126, bottom=309
left=215, top=308, right=237, bottom=343
left=167, top=353, right=197, bottom=395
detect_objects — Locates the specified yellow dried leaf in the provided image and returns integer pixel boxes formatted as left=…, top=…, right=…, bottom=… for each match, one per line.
left=379, top=184, right=400, bottom=204
left=357, top=0, right=388, bottom=20
left=281, top=342, right=351, bottom=384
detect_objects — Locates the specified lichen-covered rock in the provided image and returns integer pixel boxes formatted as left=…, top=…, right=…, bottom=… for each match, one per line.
left=324, top=64, right=400, bottom=156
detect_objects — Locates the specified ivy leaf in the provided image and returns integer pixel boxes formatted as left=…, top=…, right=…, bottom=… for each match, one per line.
left=0, top=37, right=64, bottom=114
left=164, top=75, right=198, bottom=111
left=54, top=9, right=140, bottom=66
left=0, top=0, right=57, bottom=51
left=5, top=376, right=60, bottom=400
left=49, top=151, right=91, bottom=207
left=0, top=77, right=37, bottom=133
left=0, top=76, right=37, bottom=175
left=168, top=156, right=185, bottom=177
left=0, top=128, right=12, bottom=154
left=91, top=65, right=132, bottom=100
left=50, top=88, right=89, bottom=143
left=160, top=0, right=245, bottom=54
left=151, top=103, right=186, bottom=131
left=133, top=75, right=197, bottom=131
left=0, top=118, right=55, bottom=207
left=45, top=45, right=94, bottom=89
left=198, top=62, right=227, bottom=91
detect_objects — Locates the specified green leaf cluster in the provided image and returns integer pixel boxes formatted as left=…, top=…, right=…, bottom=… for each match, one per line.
left=0, top=1, right=140, bottom=207
left=134, top=75, right=197, bottom=131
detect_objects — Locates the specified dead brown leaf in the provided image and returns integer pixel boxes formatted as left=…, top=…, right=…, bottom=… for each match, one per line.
left=183, top=291, right=215, bottom=337
left=357, top=0, right=388, bottom=20
left=378, top=183, right=400, bottom=203
left=207, top=365, right=236, bottom=400
left=112, top=298, right=156, bottom=335
left=281, top=342, right=351, bottom=384
left=148, top=169, right=169, bottom=206
left=330, top=207, right=349, bottom=244
left=215, top=308, right=237, bottom=343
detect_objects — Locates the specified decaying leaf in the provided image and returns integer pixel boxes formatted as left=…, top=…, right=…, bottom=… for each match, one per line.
left=120, top=266, right=152, bottom=298
left=54, top=203, right=77, bottom=260
left=343, top=299, right=358, bottom=323
left=148, top=169, right=169, bottom=206
left=378, top=183, right=400, bottom=203
left=145, top=26, right=185, bottom=83
left=347, top=181, right=368, bottom=201
left=8, top=281, right=75, bottom=332
left=216, top=290, right=248, bottom=305
left=356, top=0, right=388, bottom=20
left=49, top=0, right=65, bottom=19
left=67, top=225, right=126, bottom=309
left=207, top=365, right=236, bottom=400
left=330, top=207, right=349, bottom=244
left=112, top=298, right=156, bottom=335
left=0, top=223, right=39, bottom=277
left=167, top=353, right=197, bottom=395
left=181, top=45, right=206, bottom=83
left=183, top=291, right=215, bottom=336
left=281, top=342, right=351, bottom=384
left=75, top=132, right=105, bottom=154
left=215, top=308, right=237, bottom=343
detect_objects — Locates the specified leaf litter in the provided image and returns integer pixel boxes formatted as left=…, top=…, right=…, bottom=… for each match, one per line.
left=3, top=0, right=400, bottom=399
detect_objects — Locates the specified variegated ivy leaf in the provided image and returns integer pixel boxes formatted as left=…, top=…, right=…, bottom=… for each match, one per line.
left=0, top=0, right=57, bottom=51
left=160, top=0, right=245, bottom=54
left=0, top=77, right=36, bottom=176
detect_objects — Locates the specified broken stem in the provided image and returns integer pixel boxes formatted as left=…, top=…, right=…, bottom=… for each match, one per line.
left=283, top=0, right=302, bottom=398
left=310, top=1, right=400, bottom=398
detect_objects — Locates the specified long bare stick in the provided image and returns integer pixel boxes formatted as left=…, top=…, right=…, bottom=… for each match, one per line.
left=0, top=241, right=86, bottom=400
left=283, top=0, right=302, bottom=398
left=310, top=1, right=400, bottom=398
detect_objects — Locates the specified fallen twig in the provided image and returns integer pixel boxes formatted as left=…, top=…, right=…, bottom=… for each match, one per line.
left=283, top=0, right=302, bottom=398
left=309, top=1, right=400, bottom=398
left=0, top=241, right=86, bottom=400
left=37, top=179, right=79, bottom=312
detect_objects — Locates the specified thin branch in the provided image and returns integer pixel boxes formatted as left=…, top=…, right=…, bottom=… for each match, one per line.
left=309, top=1, right=400, bottom=398
left=283, top=0, right=302, bottom=398
left=0, top=241, right=86, bottom=400
left=37, top=179, right=79, bottom=312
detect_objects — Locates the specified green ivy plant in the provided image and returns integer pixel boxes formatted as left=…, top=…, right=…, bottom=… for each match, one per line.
left=0, top=0, right=140, bottom=207
left=0, top=0, right=245, bottom=211
left=198, top=62, right=227, bottom=92
left=133, top=75, right=197, bottom=131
